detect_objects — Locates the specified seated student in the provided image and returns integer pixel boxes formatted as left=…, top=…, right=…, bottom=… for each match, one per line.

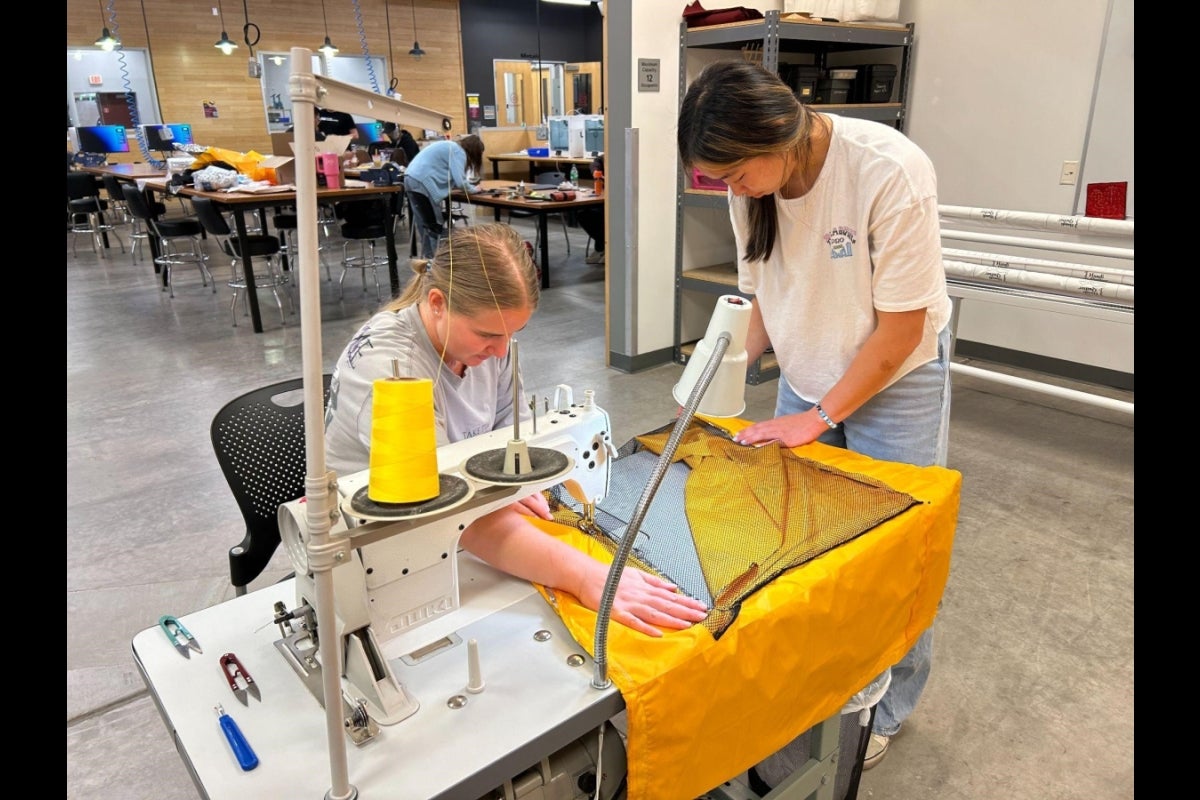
left=325, top=223, right=710, bottom=636
left=380, top=123, right=421, bottom=166
left=398, top=129, right=421, bottom=165
left=577, top=154, right=606, bottom=265
left=368, top=122, right=401, bottom=164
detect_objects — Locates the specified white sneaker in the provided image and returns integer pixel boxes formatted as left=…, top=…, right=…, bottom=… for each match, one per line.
left=585, top=250, right=605, bottom=264
left=863, top=732, right=890, bottom=770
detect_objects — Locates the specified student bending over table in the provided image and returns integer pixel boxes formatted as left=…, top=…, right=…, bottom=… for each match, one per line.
left=324, top=223, right=709, bottom=636
left=678, top=59, right=954, bottom=781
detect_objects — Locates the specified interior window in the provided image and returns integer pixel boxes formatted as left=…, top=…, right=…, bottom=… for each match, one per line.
left=258, top=51, right=388, bottom=134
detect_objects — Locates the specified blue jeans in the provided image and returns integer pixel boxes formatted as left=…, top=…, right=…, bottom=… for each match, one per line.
left=776, top=324, right=952, bottom=737
left=404, top=177, right=443, bottom=259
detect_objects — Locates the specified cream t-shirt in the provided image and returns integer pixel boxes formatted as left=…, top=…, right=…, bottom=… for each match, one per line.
left=733, top=114, right=951, bottom=401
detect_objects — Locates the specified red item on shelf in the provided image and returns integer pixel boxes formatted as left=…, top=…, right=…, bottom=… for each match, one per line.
left=1085, top=182, right=1128, bottom=219
left=682, top=1, right=764, bottom=28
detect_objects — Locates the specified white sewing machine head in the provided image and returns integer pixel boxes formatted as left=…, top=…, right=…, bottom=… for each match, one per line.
left=277, top=385, right=614, bottom=726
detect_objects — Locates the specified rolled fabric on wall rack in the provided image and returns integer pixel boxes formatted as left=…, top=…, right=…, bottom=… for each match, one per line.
left=939, top=204, right=1133, bottom=416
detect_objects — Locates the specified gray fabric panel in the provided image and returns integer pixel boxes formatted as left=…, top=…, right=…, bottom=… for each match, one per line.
left=552, top=448, right=711, bottom=606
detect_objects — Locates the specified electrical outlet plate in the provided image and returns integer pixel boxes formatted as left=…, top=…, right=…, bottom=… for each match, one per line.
left=1059, top=160, right=1079, bottom=185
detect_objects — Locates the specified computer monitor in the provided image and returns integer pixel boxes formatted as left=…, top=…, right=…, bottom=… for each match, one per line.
left=141, top=123, right=194, bottom=152
left=354, top=121, right=387, bottom=144
left=76, top=125, right=131, bottom=154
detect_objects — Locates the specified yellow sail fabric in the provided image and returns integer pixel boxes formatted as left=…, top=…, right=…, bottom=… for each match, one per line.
left=633, top=422, right=920, bottom=636
left=531, top=418, right=961, bottom=800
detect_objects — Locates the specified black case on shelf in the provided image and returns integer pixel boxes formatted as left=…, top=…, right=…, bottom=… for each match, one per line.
left=849, top=64, right=899, bottom=103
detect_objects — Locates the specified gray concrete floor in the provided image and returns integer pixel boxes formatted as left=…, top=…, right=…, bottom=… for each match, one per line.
left=66, top=207, right=1134, bottom=799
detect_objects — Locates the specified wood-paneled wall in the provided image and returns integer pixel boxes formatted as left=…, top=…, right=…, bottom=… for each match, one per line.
left=67, top=0, right=466, bottom=160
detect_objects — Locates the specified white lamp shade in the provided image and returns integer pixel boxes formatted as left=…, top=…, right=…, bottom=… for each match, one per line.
left=672, top=295, right=752, bottom=417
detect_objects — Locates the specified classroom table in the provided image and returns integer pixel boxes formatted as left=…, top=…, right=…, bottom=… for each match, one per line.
left=141, top=180, right=405, bottom=333
left=452, top=180, right=604, bottom=289
left=488, top=152, right=596, bottom=182
left=81, top=162, right=168, bottom=180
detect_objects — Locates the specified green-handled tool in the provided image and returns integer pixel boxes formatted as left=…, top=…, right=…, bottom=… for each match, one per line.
left=158, top=615, right=202, bottom=657
left=215, top=705, right=259, bottom=771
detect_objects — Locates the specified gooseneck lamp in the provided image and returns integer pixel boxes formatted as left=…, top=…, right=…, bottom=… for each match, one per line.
left=592, top=295, right=751, bottom=689
left=214, top=0, right=238, bottom=55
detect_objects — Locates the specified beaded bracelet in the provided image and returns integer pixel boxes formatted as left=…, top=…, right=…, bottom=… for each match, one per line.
left=813, top=402, right=838, bottom=430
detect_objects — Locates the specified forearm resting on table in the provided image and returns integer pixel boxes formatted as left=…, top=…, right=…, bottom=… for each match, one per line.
left=459, top=505, right=709, bottom=637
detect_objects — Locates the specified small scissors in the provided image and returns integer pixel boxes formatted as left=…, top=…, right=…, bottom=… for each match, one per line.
left=220, top=652, right=261, bottom=705
left=158, top=615, right=202, bottom=657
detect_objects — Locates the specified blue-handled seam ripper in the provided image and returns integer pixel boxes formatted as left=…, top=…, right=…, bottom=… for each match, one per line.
left=215, top=704, right=259, bottom=771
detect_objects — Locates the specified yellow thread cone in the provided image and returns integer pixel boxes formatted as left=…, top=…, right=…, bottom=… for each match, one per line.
left=368, top=376, right=440, bottom=503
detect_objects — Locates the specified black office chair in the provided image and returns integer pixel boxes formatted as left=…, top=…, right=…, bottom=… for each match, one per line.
left=191, top=196, right=293, bottom=327
left=67, top=171, right=125, bottom=259
left=121, top=182, right=214, bottom=297
left=210, top=374, right=333, bottom=595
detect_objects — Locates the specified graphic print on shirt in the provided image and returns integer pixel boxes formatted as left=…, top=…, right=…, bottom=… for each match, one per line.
left=324, top=326, right=374, bottom=427
left=824, top=226, right=857, bottom=260
left=345, top=326, right=376, bottom=369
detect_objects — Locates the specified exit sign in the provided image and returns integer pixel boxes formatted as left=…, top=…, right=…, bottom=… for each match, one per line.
left=88, top=74, right=103, bottom=85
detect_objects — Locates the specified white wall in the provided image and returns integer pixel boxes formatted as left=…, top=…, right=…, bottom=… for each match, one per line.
left=900, top=0, right=1132, bottom=218
left=899, top=0, right=1132, bottom=376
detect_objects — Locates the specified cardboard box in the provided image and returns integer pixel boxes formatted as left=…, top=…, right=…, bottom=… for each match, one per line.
left=260, top=134, right=353, bottom=187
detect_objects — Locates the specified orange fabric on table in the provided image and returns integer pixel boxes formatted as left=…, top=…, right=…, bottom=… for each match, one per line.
left=530, top=418, right=961, bottom=800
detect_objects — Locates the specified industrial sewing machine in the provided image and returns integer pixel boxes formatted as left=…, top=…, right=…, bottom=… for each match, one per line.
left=275, top=385, right=616, bottom=737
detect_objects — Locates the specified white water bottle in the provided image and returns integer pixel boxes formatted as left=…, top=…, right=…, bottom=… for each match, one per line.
left=569, top=164, right=579, bottom=187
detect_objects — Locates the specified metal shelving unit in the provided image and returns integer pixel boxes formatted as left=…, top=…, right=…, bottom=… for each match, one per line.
left=674, top=10, right=915, bottom=385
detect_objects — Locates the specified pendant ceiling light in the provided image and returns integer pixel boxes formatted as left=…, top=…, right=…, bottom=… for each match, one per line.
left=214, top=0, right=238, bottom=54
left=94, top=0, right=119, bottom=51
left=408, top=0, right=425, bottom=60
left=319, top=0, right=339, bottom=57
left=384, top=1, right=398, bottom=94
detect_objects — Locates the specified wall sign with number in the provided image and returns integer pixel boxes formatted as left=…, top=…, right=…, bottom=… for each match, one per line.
left=638, top=59, right=660, bottom=92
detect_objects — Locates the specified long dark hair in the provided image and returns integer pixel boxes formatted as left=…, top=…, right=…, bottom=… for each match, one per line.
left=457, top=134, right=485, bottom=178
left=678, top=61, right=818, bottom=262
